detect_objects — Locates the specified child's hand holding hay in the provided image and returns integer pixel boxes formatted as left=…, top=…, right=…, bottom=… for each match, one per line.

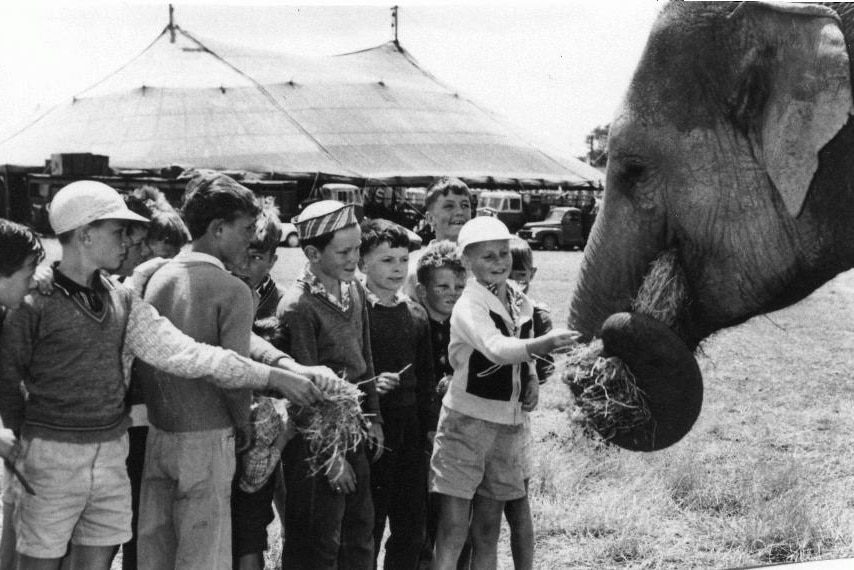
left=287, top=377, right=370, bottom=478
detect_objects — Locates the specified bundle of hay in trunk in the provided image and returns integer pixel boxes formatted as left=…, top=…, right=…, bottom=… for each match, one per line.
left=288, top=379, right=370, bottom=478
left=561, top=249, right=701, bottom=451
left=564, top=339, right=652, bottom=442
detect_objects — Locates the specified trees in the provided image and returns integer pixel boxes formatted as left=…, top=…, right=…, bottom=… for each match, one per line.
left=583, top=123, right=609, bottom=168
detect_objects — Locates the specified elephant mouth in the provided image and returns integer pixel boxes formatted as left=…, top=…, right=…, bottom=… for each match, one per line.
left=565, top=249, right=704, bottom=451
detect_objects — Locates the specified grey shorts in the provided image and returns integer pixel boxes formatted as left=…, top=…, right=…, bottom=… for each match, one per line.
left=430, top=406, right=526, bottom=502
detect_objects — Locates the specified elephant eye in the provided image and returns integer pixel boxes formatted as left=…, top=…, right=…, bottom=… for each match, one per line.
left=619, top=159, right=648, bottom=184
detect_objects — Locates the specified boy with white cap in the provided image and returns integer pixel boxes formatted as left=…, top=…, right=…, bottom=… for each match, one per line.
left=277, top=199, right=382, bottom=570
left=0, top=180, right=323, bottom=570
left=429, top=216, right=578, bottom=570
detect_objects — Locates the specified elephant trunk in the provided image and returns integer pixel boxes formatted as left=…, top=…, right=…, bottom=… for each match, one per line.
left=568, top=214, right=704, bottom=450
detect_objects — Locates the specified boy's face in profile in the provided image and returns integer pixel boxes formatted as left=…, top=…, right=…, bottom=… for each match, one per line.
left=426, top=192, right=472, bottom=242
left=116, top=224, right=151, bottom=278
left=463, top=239, right=511, bottom=287
left=217, top=212, right=257, bottom=272
left=87, top=220, right=131, bottom=272
left=308, top=224, right=362, bottom=283
left=418, top=267, right=466, bottom=321
left=0, top=254, right=38, bottom=309
left=360, top=242, right=409, bottom=297
left=245, top=248, right=278, bottom=289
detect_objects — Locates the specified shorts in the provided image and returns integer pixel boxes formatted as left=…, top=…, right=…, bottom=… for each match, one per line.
left=14, top=435, right=131, bottom=558
left=521, top=413, right=534, bottom=481
left=231, top=473, right=275, bottom=558
left=430, top=406, right=526, bottom=502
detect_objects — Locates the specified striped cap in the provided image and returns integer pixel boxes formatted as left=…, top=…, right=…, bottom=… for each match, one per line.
left=294, top=200, right=358, bottom=241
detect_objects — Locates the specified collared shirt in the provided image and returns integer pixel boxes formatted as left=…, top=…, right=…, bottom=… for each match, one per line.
left=296, top=264, right=351, bottom=312
left=52, top=262, right=107, bottom=315
left=483, top=280, right=525, bottom=331
left=363, top=282, right=408, bottom=308
left=239, top=396, right=292, bottom=493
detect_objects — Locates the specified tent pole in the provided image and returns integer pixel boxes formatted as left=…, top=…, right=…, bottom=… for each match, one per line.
left=391, top=6, right=399, bottom=48
left=169, top=4, right=176, bottom=43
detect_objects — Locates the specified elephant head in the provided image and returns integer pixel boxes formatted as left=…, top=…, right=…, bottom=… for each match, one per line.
left=571, top=1, right=854, bottom=352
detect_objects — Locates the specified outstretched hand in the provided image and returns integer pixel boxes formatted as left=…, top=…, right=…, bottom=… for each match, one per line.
left=375, top=372, right=400, bottom=395
left=547, top=328, right=582, bottom=351
left=267, top=368, right=324, bottom=407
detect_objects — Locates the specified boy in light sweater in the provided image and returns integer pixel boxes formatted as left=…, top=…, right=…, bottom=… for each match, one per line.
left=0, top=181, right=323, bottom=570
left=136, top=174, right=332, bottom=570
left=430, top=217, right=577, bottom=570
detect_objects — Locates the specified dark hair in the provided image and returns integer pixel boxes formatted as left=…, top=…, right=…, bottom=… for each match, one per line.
left=0, top=219, right=45, bottom=277
left=251, top=199, right=283, bottom=253
left=416, top=239, right=465, bottom=286
left=123, top=194, right=153, bottom=236
left=132, top=186, right=189, bottom=248
left=181, top=173, right=260, bottom=240
left=424, top=177, right=472, bottom=211
left=510, top=236, right=534, bottom=272
left=359, top=218, right=410, bottom=257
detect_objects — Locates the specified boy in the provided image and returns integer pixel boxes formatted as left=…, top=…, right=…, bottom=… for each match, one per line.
left=413, top=240, right=466, bottom=566
left=135, top=173, right=320, bottom=570
left=231, top=201, right=288, bottom=570
left=0, top=219, right=44, bottom=570
left=277, top=199, right=382, bottom=570
left=503, top=237, right=555, bottom=570
left=243, top=199, right=287, bottom=320
left=403, top=177, right=472, bottom=299
left=0, top=180, right=323, bottom=570
left=360, top=219, right=434, bottom=570
left=430, top=217, right=577, bottom=570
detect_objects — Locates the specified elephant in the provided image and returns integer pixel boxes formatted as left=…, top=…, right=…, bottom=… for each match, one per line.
left=568, top=2, right=854, bottom=446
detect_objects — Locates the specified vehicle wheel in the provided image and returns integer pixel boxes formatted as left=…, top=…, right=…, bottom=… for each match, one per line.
left=542, top=235, right=558, bottom=251
left=285, top=232, right=300, bottom=248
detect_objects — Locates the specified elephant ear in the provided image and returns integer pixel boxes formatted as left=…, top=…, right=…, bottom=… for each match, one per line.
left=734, top=3, right=854, bottom=218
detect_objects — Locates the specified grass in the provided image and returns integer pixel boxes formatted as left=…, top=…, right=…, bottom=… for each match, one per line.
left=5, top=246, right=854, bottom=568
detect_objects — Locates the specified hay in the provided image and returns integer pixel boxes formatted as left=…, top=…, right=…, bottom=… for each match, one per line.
left=564, top=249, right=686, bottom=446
left=288, top=379, right=370, bottom=478
left=561, top=340, right=652, bottom=442
left=631, top=249, right=689, bottom=332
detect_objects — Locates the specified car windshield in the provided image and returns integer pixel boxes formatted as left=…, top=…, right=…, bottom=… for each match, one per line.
left=481, top=196, right=502, bottom=210
left=546, top=209, right=565, bottom=221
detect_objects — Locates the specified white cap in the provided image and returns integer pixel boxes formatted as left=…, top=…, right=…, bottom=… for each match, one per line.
left=48, top=181, right=150, bottom=234
left=456, top=216, right=513, bottom=256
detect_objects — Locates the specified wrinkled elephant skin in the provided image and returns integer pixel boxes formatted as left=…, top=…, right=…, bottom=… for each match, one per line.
left=571, top=2, right=854, bottom=351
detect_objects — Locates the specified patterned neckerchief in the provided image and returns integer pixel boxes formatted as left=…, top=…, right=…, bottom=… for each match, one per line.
left=297, top=264, right=351, bottom=312
left=483, top=280, right=524, bottom=329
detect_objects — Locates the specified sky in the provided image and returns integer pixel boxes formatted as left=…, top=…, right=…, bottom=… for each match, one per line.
left=0, top=1, right=662, bottom=159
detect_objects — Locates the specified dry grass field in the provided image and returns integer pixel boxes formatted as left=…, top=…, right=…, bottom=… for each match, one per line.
left=4, top=245, right=854, bottom=569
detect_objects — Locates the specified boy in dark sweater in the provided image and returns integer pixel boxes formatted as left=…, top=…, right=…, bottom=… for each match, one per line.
left=276, top=200, right=383, bottom=570
left=413, top=239, right=466, bottom=568
left=0, top=219, right=44, bottom=570
left=360, top=219, right=434, bottom=570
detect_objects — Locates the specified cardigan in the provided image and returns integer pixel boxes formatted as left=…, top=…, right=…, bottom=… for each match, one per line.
left=444, top=278, right=536, bottom=425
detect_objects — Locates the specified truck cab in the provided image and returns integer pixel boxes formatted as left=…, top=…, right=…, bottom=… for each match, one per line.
left=516, top=206, right=585, bottom=250
left=475, top=190, right=524, bottom=233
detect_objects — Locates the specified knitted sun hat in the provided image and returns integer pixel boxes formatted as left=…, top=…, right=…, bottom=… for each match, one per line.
left=294, top=200, right=358, bottom=241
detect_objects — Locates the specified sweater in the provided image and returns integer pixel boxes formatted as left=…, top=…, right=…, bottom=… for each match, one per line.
left=276, top=277, right=381, bottom=424
left=138, top=252, right=253, bottom=433
left=444, top=278, right=536, bottom=425
left=0, top=269, right=272, bottom=443
left=366, top=293, right=433, bottom=424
